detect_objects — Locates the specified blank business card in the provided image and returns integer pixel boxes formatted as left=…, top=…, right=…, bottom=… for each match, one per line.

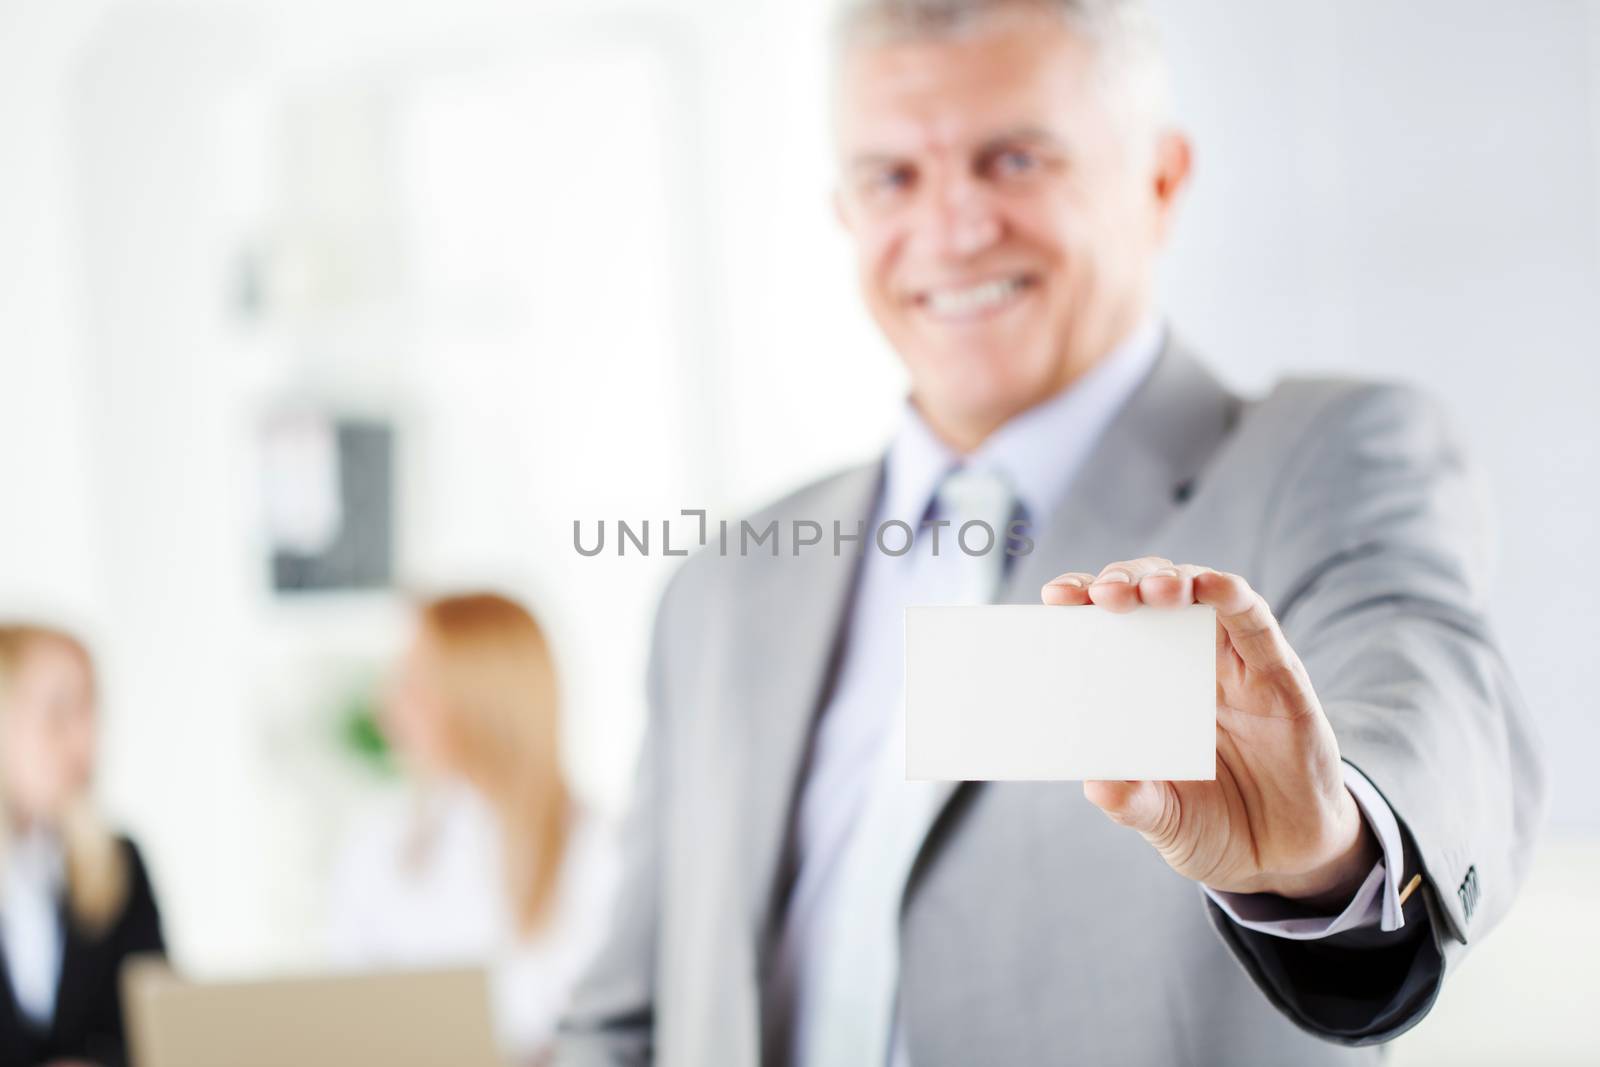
left=905, top=604, right=1216, bottom=781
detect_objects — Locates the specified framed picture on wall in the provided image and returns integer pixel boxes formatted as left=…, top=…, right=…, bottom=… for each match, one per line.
left=260, top=409, right=395, bottom=593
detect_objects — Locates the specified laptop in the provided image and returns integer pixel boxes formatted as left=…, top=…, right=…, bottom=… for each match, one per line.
left=121, top=958, right=507, bottom=1067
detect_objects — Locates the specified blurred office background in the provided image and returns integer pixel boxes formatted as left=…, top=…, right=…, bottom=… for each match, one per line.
left=1, top=0, right=1596, bottom=1061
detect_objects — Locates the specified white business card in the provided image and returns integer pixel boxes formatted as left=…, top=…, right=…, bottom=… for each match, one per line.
left=905, top=604, right=1216, bottom=781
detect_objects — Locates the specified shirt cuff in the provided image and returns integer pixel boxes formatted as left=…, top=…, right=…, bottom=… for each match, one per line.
left=1202, top=761, right=1407, bottom=940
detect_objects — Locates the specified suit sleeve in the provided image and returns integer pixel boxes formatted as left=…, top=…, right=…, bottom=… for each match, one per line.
left=1205, top=382, right=1546, bottom=1044
left=554, top=579, right=678, bottom=1066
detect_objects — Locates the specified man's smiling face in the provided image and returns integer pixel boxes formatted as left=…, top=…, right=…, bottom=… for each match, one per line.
left=834, top=8, right=1188, bottom=450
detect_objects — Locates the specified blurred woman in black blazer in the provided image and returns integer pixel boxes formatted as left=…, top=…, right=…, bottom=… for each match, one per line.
left=0, top=625, right=164, bottom=1067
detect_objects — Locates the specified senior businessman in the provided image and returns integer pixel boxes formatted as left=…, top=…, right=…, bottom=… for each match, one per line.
left=557, top=1, right=1544, bottom=1064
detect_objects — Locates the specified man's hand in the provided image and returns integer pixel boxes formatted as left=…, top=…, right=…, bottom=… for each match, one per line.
left=1042, top=557, right=1379, bottom=907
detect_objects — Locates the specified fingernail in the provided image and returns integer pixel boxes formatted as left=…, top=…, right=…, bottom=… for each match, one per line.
left=1148, top=568, right=1179, bottom=578
left=1052, top=575, right=1085, bottom=588
left=1094, top=570, right=1131, bottom=584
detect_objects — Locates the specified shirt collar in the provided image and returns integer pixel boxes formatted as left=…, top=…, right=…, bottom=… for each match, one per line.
left=882, top=318, right=1166, bottom=527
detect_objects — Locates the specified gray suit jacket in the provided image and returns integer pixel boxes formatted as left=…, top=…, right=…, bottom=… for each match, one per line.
left=556, top=340, right=1544, bottom=1066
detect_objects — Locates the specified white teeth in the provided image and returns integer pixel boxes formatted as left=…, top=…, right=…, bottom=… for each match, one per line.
left=923, top=277, right=1024, bottom=318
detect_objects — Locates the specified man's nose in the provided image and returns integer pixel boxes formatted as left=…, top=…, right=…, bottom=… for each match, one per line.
left=913, top=175, right=1003, bottom=259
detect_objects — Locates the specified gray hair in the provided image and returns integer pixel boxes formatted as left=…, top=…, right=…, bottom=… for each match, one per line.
left=831, top=0, right=1173, bottom=143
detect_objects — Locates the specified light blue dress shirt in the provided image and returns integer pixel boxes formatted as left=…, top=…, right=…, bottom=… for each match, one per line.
left=0, top=826, right=66, bottom=1028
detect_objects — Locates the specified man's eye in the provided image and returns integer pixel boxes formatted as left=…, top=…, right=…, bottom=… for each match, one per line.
left=991, top=149, right=1039, bottom=177
left=868, top=167, right=914, bottom=195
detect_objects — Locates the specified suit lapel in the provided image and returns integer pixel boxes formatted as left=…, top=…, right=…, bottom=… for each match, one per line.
left=0, top=937, right=35, bottom=1056
left=912, top=339, right=1243, bottom=859
left=49, top=900, right=99, bottom=1050
left=0, top=896, right=99, bottom=1057
left=1008, top=337, right=1241, bottom=594
left=738, top=462, right=886, bottom=949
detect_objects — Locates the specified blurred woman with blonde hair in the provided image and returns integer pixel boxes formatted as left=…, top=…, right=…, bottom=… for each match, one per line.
left=0, top=624, right=165, bottom=1067
left=330, top=592, right=616, bottom=1064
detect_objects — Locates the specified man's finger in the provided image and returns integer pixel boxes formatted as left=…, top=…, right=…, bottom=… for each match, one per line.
left=1192, top=569, right=1300, bottom=676
left=1136, top=561, right=1208, bottom=607
left=1083, top=779, right=1175, bottom=840
left=1087, top=556, right=1175, bottom=613
left=1041, top=571, right=1096, bottom=605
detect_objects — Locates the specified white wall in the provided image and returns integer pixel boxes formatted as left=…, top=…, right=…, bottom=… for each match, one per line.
left=1153, top=0, right=1600, bottom=835
left=47, top=0, right=714, bottom=971
left=0, top=0, right=107, bottom=617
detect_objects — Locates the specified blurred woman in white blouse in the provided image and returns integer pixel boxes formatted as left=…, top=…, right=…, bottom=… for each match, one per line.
left=330, top=593, right=616, bottom=1065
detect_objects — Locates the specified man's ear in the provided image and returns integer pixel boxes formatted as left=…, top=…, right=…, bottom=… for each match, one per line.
left=1150, top=130, right=1193, bottom=241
